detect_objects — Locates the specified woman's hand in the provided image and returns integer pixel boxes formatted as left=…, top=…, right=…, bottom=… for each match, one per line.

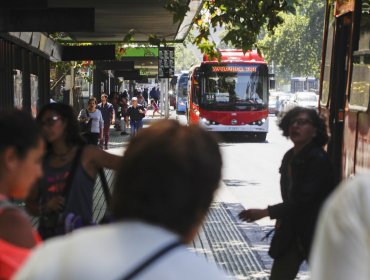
left=238, top=208, right=269, bottom=222
left=45, top=196, right=65, bottom=212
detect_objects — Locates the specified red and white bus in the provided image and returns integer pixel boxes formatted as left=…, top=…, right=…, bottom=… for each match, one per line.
left=187, top=50, right=269, bottom=141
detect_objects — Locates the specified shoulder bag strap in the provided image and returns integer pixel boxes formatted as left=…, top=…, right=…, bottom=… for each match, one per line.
left=63, top=147, right=84, bottom=199
left=0, top=200, right=16, bottom=211
left=98, top=169, right=111, bottom=209
left=121, top=241, right=183, bottom=280
left=85, top=109, right=89, bottom=117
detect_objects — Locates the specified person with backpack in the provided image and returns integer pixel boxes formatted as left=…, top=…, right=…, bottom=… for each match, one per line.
left=15, top=120, right=226, bottom=280
left=26, top=103, right=121, bottom=240
left=0, top=110, right=44, bottom=279
left=78, top=97, right=104, bottom=146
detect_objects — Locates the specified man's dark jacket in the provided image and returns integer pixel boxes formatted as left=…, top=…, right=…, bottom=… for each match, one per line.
left=268, top=142, right=335, bottom=259
left=126, top=105, right=145, bottom=121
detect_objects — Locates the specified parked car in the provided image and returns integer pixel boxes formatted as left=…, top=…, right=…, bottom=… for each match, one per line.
left=268, top=91, right=279, bottom=115
left=283, top=91, right=318, bottom=113
left=269, top=91, right=291, bottom=116
left=276, top=92, right=292, bottom=115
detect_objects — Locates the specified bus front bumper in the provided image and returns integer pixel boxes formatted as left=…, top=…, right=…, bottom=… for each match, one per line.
left=199, top=119, right=269, bottom=133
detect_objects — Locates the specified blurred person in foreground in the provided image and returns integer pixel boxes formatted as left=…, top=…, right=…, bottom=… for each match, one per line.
left=0, top=111, right=44, bottom=279
left=238, top=107, right=335, bottom=280
left=26, top=103, right=121, bottom=240
left=15, top=120, right=226, bottom=280
left=310, top=174, right=370, bottom=280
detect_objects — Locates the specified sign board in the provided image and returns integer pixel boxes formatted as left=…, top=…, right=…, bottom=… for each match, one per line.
left=211, top=66, right=257, bottom=73
left=158, top=47, right=175, bottom=78
left=119, top=47, right=158, bottom=57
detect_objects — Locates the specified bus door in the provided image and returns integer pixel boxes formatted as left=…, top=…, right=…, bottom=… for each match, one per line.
left=189, top=67, right=201, bottom=124
left=320, top=1, right=354, bottom=184
left=348, top=1, right=370, bottom=175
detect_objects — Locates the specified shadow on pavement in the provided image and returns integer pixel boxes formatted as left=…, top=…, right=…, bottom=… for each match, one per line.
left=217, top=133, right=269, bottom=144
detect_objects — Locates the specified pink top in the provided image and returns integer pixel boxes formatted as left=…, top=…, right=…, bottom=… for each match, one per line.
left=152, top=101, right=159, bottom=111
left=0, top=196, right=41, bottom=280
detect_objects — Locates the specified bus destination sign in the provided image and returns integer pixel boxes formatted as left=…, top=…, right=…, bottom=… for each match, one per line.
left=158, top=47, right=175, bottom=78
left=212, top=66, right=257, bottom=73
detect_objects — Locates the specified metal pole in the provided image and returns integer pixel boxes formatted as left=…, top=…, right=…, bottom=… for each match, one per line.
left=70, top=65, right=74, bottom=106
left=108, top=70, right=111, bottom=95
left=160, top=79, right=164, bottom=115
left=165, top=78, right=169, bottom=118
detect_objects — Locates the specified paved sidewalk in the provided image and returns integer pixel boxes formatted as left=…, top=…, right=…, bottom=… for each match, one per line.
left=74, top=115, right=309, bottom=279
left=30, top=112, right=310, bottom=279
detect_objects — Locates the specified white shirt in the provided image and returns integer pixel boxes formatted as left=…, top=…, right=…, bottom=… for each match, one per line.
left=310, top=174, right=370, bottom=280
left=14, top=221, right=227, bottom=280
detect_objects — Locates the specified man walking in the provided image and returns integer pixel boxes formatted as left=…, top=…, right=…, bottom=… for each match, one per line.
left=97, top=93, right=115, bottom=149
left=126, top=97, right=146, bottom=137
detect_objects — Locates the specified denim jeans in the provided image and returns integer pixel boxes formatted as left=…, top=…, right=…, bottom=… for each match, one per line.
left=130, top=120, right=143, bottom=136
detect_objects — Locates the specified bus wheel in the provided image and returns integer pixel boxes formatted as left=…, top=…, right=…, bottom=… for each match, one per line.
left=256, top=133, right=267, bottom=142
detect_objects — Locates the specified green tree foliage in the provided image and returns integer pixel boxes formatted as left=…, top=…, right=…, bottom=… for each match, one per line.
left=174, top=43, right=201, bottom=72
left=258, top=1, right=325, bottom=78
left=165, top=0, right=300, bottom=59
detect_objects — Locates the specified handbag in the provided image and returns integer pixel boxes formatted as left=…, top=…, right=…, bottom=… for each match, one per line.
left=79, top=109, right=92, bottom=134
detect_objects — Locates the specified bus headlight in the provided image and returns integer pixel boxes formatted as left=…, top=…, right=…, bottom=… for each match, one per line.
left=251, top=118, right=266, bottom=126
left=201, top=118, right=210, bottom=125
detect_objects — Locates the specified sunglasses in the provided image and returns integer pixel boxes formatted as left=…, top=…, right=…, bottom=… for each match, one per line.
left=289, top=118, right=312, bottom=126
left=40, top=116, right=61, bottom=127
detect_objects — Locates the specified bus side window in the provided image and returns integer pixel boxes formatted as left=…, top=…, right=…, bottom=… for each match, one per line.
left=192, top=83, right=200, bottom=106
left=348, top=7, right=370, bottom=111
left=192, top=68, right=201, bottom=106
left=321, top=2, right=335, bottom=106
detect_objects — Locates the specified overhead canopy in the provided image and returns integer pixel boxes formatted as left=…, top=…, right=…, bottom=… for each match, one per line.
left=47, top=0, right=202, bottom=43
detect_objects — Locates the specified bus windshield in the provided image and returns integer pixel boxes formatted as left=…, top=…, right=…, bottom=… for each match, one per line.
left=199, top=63, right=268, bottom=111
left=177, top=73, right=188, bottom=98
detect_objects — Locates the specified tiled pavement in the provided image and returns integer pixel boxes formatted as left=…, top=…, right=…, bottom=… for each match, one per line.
left=29, top=112, right=310, bottom=279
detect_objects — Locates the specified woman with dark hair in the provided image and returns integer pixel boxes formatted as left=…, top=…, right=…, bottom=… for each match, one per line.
left=26, top=103, right=121, bottom=240
left=78, top=97, right=104, bottom=145
left=15, top=120, right=226, bottom=280
left=238, top=107, right=335, bottom=280
left=0, top=110, right=44, bottom=279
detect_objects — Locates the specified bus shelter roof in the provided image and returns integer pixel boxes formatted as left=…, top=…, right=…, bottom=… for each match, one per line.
left=48, top=0, right=202, bottom=43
